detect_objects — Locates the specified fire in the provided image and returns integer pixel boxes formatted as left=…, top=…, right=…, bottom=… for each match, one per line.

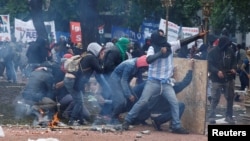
left=49, top=112, right=60, bottom=128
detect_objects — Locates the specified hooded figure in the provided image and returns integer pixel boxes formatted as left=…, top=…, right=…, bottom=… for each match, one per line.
left=150, top=31, right=172, bottom=58
left=218, top=36, right=231, bottom=51
left=115, top=37, right=130, bottom=61
left=87, top=42, right=103, bottom=57
left=208, top=34, right=236, bottom=83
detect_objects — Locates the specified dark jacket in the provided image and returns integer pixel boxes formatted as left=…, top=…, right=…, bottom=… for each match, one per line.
left=22, top=68, right=54, bottom=102
left=207, top=36, right=237, bottom=83
left=103, top=46, right=127, bottom=75
left=73, top=52, right=104, bottom=91
left=26, top=40, right=48, bottom=64
left=193, top=44, right=209, bottom=60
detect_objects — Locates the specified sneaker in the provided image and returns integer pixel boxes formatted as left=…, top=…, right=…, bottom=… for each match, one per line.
left=172, top=127, right=189, bottom=134
left=225, top=116, right=235, bottom=124
left=151, top=118, right=162, bottom=131
left=122, top=121, right=130, bottom=130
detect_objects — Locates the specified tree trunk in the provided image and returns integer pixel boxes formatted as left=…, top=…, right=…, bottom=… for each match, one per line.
left=29, top=0, right=48, bottom=40
left=29, top=0, right=50, bottom=62
left=79, top=0, right=100, bottom=50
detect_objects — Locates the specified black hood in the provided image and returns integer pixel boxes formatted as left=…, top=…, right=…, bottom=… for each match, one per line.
left=151, top=31, right=167, bottom=47
left=218, top=36, right=231, bottom=51
left=150, top=31, right=172, bottom=58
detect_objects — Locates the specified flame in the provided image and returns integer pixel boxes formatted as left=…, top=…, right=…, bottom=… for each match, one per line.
left=49, top=112, right=60, bottom=128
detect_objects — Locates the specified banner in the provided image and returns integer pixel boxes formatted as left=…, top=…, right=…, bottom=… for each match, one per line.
left=111, top=26, right=143, bottom=46
left=0, top=15, right=11, bottom=41
left=70, top=21, right=81, bottom=44
left=14, top=18, right=56, bottom=43
left=140, top=20, right=159, bottom=47
left=56, top=31, right=70, bottom=43
left=141, top=21, right=159, bottom=40
left=159, top=18, right=199, bottom=48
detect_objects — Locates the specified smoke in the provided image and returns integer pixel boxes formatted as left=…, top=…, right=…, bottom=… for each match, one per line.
left=13, top=95, right=32, bottom=120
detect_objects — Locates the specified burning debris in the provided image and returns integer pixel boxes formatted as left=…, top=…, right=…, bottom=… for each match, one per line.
left=48, top=112, right=67, bottom=128
left=46, top=112, right=121, bottom=134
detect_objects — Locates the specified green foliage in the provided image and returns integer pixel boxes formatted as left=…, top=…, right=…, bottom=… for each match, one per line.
left=171, top=0, right=200, bottom=27
left=231, top=0, right=250, bottom=32
left=1, top=0, right=249, bottom=36
left=45, top=0, right=79, bottom=31
left=0, top=0, right=29, bottom=25
left=211, top=0, right=250, bottom=35
left=126, top=0, right=162, bottom=31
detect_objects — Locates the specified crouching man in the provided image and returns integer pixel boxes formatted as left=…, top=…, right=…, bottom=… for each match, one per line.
left=16, top=61, right=57, bottom=126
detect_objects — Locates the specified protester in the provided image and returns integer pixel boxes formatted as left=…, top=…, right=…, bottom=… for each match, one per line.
left=109, top=55, right=148, bottom=124
left=3, top=42, right=17, bottom=83
left=131, top=42, right=145, bottom=58
left=142, top=38, right=151, bottom=54
left=238, top=50, right=250, bottom=100
left=17, top=61, right=58, bottom=126
left=102, top=37, right=131, bottom=77
left=207, top=34, right=237, bottom=124
left=63, top=42, right=105, bottom=126
left=52, top=54, right=74, bottom=120
left=94, top=37, right=131, bottom=117
left=25, top=39, right=49, bottom=77
left=122, top=29, right=207, bottom=134
left=148, top=59, right=194, bottom=131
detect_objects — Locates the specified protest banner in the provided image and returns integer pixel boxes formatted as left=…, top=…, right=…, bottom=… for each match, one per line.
left=14, top=18, right=56, bottom=43
left=70, top=21, right=82, bottom=44
left=0, top=15, right=11, bottom=41
left=159, top=18, right=199, bottom=48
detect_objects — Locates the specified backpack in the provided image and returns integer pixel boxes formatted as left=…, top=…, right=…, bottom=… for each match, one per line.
left=63, top=52, right=89, bottom=73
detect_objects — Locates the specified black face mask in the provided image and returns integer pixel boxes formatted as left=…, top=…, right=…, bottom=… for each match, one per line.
left=151, top=32, right=172, bottom=58
left=218, top=36, right=231, bottom=51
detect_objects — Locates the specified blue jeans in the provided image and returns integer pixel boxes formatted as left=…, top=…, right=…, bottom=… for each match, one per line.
left=125, top=79, right=182, bottom=129
left=109, top=75, right=129, bottom=120
left=4, top=59, right=17, bottom=82
left=64, top=77, right=90, bottom=121
left=95, top=74, right=113, bottom=116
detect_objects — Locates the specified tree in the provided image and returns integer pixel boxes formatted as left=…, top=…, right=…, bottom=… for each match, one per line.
left=0, top=0, right=29, bottom=25
left=171, top=0, right=201, bottom=27
left=211, top=0, right=250, bottom=36
left=78, top=0, right=100, bottom=50
left=231, top=0, right=250, bottom=33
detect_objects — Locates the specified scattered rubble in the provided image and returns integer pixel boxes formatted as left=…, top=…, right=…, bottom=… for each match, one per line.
left=27, top=138, right=59, bottom=141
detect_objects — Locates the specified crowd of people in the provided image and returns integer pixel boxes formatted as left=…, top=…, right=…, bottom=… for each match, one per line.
left=0, top=27, right=248, bottom=135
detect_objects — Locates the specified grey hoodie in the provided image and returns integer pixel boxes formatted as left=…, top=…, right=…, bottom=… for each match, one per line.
left=87, top=42, right=103, bottom=57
